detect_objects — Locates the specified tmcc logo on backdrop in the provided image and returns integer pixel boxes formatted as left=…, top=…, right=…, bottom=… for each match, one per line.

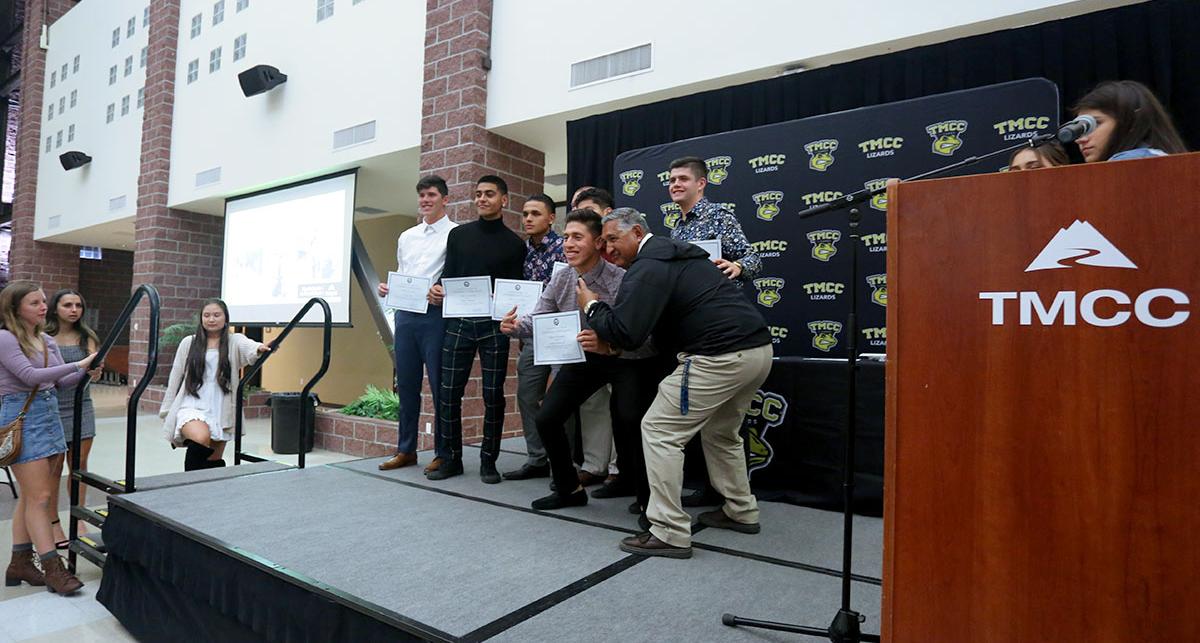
left=618, top=170, right=643, bottom=196
left=979, top=221, right=1190, bottom=327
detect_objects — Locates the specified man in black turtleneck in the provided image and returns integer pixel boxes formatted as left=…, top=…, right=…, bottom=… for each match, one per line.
left=426, top=175, right=526, bottom=483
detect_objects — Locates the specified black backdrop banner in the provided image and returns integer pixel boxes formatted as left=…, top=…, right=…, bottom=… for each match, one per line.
left=569, top=0, right=1200, bottom=197
left=613, top=79, right=1058, bottom=357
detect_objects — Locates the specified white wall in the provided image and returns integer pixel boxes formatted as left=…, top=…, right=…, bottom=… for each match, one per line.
left=34, top=0, right=149, bottom=246
left=486, top=0, right=1141, bottom=129
left=168, top=0, right=424, bottom=211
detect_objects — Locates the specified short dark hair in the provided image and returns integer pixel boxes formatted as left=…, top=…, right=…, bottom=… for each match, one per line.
left=1071, top=80, right=1187, bottom=160
left=564, top=208, right=602, bottom=238
left=669, top=156, right=707, bottom=180
left=524, top=193, right=555, bottom=213
left=572, top=187, right=614, bottom=210
left=477, top=174, right=508, bottom=195
left=416, top=175, right=448, bottom=196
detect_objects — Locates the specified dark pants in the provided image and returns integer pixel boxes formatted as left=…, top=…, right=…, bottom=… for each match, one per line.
left=535, top=355, right=659, bottom=508
left=437, top=317, right=511, bottom=462
left=393, top=307, right=445, bottom=454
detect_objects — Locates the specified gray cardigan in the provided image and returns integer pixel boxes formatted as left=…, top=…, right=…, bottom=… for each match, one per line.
left=159, top=333, right=263, bottom=446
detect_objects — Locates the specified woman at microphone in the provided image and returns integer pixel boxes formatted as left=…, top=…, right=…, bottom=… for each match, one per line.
left=1071, top=80, right=1188, bottom=162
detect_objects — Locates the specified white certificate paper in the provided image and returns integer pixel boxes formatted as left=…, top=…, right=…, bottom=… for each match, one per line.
left=385, top=272, right=431, bottom=314
left=442, top=276, right=492, bottom=318
left=532, top=312, right=586, bottom=366
left=492, top=279, right=543, bottom=320
left=691, top=239, right=723, bottom=260
left=551, top=261, right=570, bottom=280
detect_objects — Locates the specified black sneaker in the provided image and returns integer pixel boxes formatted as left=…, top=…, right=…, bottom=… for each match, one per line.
left=426, top=458, right=464, bottom=481
left=480, top=460, right=502, bottom=484
left=591, top=479, right=634, bottom=499
left=627, top=500, right=643, bottom=515
left=638, top=513, right=651, bottom=531
left=531, top=489, right=588, bottom=511
left=502, top=463, right=550, bottom=480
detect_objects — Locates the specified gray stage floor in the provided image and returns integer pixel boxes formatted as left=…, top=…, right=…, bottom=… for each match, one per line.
left=114, top=442, right=883, bottom=641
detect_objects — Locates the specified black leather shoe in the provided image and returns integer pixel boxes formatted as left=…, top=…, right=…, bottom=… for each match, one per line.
left=503, top=463, right=550, bottom=480
left=627, top=500, right=643, bottom=515
left=426, top=458, right=464, bottom=480
left=531, top=489, right=588, bottom=511
left=682, top=487, right=724, bottom=507
left=697, top=509, right=760, bottom=534
left=480, top=460, right=501, bottom=484
left=638, top=513, right=650, bottom=531
left=591, top=479, right=634, bottom=499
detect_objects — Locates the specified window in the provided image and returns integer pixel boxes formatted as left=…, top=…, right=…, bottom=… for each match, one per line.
left=69, top=90, right=77, bottom=108
left=109, top=66, right=117, bottom=85
left=121, top=95, right=130, bottom=116
left=45, top=137, right=51, bottom=153
left=61, top=63, right=68, bottom=79
left=49, top=71, right=56, bottom=88
left=187, top=59, right=199, bottom=83
left=68, top=124, right=75, bottom=142
left=127, top=16, right=136, bottom=37
left=213, top=1, right=225, bottom=25
left=137, top=87, right=145, bottom=108
left=143, top=6, right=150, bottom=27
left=317, top=0, right=334, bottom=22
left=73, top=55, right=80, bottom=72
left=353, top=0, right=365, bottom=4
left=233, top=34, right=246, bottom=61
left=58, top=97, right=65, bottom=113
left=47, top=103, right=53, bottom=120
left=106, top=104, right=114, bottom=123
left=80, top=247, right=103, bottom=260
left=124, top=56, right=134, bottom=77
left=209, top=47, right=222, bottom=73
left=190, top=14, right=202, bottom=38
left=140, top=46, right=148, bottom=68
left=55, top=130, right=62, bottom=148
left=237, top=0, right=249, bottom=11
left=112, top=27, right=120, bottom=47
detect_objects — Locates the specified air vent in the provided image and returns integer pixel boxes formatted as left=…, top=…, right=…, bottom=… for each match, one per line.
left=48, top=215, right=61, bottom=229
left=354, top=206, right=387, bottom=215
left=196, top=167, right=222, bottom=187
left=570, top=43, right=651, bottom=88
left=333, top=120, right=376, bottom=149
left=109, top=195, right=127, bottom=211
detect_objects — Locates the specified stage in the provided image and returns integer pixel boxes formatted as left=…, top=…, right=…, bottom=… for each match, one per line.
left=96, top=439, right=882, bottom=641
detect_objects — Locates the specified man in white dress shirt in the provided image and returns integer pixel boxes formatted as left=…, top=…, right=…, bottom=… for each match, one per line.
left=376, top=176, right=458, bottom=470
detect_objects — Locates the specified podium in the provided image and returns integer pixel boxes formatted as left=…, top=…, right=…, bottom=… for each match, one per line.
left=882, top=153, right=1200, bottom=642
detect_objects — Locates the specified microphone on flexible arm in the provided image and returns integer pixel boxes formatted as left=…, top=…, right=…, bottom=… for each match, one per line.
left=1055, top=114, right=1097, bottom=143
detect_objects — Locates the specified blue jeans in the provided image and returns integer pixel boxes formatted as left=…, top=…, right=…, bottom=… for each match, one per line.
left=394, top=307, right=445, bottom=454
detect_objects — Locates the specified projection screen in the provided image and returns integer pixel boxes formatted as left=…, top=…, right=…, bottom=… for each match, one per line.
left=221, top=171, right=356, bottom=325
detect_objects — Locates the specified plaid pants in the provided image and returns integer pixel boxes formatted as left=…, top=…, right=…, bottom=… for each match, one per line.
left=437, top=317, right=511, bottom=462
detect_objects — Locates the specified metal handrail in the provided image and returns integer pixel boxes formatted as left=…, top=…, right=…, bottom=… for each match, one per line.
left=234, top=298, right=331, bottom=469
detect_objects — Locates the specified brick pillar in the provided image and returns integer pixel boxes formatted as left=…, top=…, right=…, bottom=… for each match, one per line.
left=130, top=0, right=223, bottom=389
left=9, top=0, right=79, bottom=292
left=420, top=0, right=545, bottom=438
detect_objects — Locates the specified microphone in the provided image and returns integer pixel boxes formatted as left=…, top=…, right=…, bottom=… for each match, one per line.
left=1056, top=115, right=1097, bottom=143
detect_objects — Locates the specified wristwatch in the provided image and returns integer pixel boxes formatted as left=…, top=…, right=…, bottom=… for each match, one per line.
left=584, top=299, right=599, bottom=316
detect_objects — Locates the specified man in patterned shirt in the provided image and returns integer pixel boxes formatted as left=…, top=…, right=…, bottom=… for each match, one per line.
left=666, top=156, right=761, bottom=283
left=505, top=194, right=567, bottom=481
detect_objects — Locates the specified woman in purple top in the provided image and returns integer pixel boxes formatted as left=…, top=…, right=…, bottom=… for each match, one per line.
left=0, top=281, right=96, bottom=595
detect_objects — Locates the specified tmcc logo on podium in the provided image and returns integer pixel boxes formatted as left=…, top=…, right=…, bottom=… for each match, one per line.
left=980, top=220, right=1190, bottom=328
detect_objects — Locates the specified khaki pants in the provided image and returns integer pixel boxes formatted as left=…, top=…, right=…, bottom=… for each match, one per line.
left=641, top=344, right=773, bottom=547
left=577, top=386, right=613, bottom=476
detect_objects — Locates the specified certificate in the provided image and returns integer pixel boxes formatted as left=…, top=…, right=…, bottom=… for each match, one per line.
left=442, top=276, right=492, bottom=318
left=385, top=272, right=430, bottom=314
left=492, top=279, right=543, bottom=320
left=551, top=261, right=570, bottom=280
left=532, top=312, right=586, bottom=366
left=691, top=239, right=723, bottom=260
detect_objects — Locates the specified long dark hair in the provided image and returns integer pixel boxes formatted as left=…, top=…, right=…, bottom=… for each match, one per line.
left=45, top=289, right=100, bottom=349
left=1071, top=80, right=1188, bottom=161
left=184, top=298, right=232, bottom=397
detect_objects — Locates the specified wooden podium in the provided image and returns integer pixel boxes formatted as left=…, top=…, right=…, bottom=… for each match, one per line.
left=883, top=153, right=1200, bottom=642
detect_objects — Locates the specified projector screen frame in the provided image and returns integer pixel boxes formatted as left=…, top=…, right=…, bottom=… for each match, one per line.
left=222, top=167, right=360, bottom=328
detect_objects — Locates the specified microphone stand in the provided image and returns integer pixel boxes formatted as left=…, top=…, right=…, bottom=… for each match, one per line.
left=721, top=131, right=1059, bottom=642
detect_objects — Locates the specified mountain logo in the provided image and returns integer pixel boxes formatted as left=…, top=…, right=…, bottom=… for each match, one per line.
left=1025, top=220, right=1137, bottom=272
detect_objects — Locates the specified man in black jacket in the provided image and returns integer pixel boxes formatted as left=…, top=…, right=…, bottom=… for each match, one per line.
left=577, top=208, right=774, bottom=559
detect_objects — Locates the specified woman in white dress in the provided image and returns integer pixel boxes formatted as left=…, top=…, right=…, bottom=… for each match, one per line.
left=160, top=299, right=271, bottom=470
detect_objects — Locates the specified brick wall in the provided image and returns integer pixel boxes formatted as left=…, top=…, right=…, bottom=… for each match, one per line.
left=421, top=0, right=544, bottom=437
left=8, top=0, right=79, bottom=293
left=130, top=0, right=223, bottom=387
left=78, top=249, right=134, bottom=344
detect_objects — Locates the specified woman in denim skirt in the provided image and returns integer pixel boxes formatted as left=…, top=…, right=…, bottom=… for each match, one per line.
left=0, top=281, right=97, bottom=595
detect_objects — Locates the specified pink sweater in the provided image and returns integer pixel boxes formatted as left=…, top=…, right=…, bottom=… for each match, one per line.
left=0, top=330, right=85, bottom=395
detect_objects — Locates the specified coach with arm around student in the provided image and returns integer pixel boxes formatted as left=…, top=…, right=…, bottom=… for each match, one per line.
left=577, top=208, right=773, bottom=559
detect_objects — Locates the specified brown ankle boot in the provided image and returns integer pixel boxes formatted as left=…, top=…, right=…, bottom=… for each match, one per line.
left=4, top=550, right=45, bottom=587
left=39, top=555, right=82, bottom=595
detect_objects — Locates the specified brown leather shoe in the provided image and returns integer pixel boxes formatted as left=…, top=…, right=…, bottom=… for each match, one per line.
left=577, top=470, right=605, bottom=487
left=40, top=555, right=83, bottom=595
left=697, top=509, right=761, bottom=534
left=619, top=532, right=692, bottom=559
left=423, top=456, right=443, bottom=474
left=4, top=550, right=45, bottom=587
left=378, top=452, right=418, bottom=471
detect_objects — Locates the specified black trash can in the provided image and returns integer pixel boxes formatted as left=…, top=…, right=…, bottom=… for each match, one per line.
left=267, top=392, right=319, bottom=454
